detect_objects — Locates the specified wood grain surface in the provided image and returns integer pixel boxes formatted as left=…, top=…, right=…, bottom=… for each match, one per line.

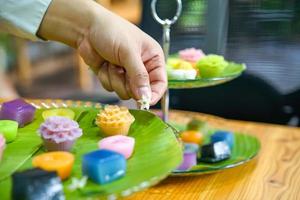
left=127, top=110, right=300, bottom=200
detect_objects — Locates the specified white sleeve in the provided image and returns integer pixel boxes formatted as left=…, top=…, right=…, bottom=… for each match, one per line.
left=0, top=0, right=52, bottom=41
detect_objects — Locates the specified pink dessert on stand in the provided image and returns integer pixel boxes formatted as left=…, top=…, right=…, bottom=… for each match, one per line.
left=179, top=48, right=205, bottom=63
left=38, top=116, right=82, bottom=152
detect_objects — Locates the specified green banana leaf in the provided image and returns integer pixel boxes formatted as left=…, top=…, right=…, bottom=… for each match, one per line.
left=0, top=106, right=182, bottom=200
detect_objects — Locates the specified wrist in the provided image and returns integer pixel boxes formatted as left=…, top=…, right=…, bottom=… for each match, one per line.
left=37, top=0, right=97, bottom=48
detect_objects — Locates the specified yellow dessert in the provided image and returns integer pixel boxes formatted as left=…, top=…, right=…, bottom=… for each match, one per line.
left=96, top=105, right=135, bottom=136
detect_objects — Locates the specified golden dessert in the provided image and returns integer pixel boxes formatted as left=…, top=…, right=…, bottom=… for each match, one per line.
left=96, top=105, right=135, bottom=136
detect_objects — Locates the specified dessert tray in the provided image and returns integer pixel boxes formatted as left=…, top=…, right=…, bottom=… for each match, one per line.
left=0, top=100, right=182, bottom=200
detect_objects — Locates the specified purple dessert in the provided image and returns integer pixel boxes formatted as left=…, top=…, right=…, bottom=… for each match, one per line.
left=38, top=116, right=83, bottom=152
left=0, top=99, right=36, bottom=127
left=176, top=143, right=199, bottom=171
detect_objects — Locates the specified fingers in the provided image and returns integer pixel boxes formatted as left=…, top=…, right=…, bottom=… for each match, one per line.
left=123, top=52, right=152, bottom=101
left=108, top=64, right=130, bottom=100
left=98, top=63, right=131, bottom=100
left=98, top=62, right=113, bottom=91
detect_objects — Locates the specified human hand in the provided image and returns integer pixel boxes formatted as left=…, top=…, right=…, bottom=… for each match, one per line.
left=38, top=0, right=167, bottom=105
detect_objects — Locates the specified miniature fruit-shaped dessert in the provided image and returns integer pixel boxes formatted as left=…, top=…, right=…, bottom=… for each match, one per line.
left=0, top=99, right=36, bottom=127
left=180, top=130, right=203, bottom=145
left=82, top=149, right=126, bottom=184
left=179, top=48, right=205, bottom=63
left=12, top=168, right=64, bottom=200
left=32, top=151, right=75, bottom=180
left=38, top=116, right=82, bottom=152
left=0, top=134, right=5, bottom=162
left=0, top=120, right=18, bottom=142
left=42, top=108, right=75, bottom=120
left=187, top=119, right=208, bottom=134
left=98, top=135, right=135, bottom=159
left=196, top=54, right=228, bottom=78
left=96, top=105, right=135, bottom=136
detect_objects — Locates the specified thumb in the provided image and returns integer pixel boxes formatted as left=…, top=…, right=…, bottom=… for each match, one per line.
left=123, top=53, right=151, bottom=101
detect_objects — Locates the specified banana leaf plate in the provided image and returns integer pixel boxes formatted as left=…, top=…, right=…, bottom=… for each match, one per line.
left=170, top=122, right=260, bottom=176
left=0, top=100, right=182, bottom=200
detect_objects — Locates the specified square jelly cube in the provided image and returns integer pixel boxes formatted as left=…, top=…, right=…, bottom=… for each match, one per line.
left=82, top=150, right=126, bottom=184
left=12, top=168, right=64, bottom=200
left=0, top=99, right=36, bottom=127
left=211, top=130, right=234, bottom=149
left=198, top=141, right=231, bottom=163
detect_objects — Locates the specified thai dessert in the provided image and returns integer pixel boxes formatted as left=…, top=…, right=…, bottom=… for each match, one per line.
left=42, top=108, right=75, bottom=120
left=98, top=135, right=135, bottom=159
left=167, top=58, right=197, bottom=80
left=0, top=134, right=5, bottom=162
left=196, top=54, right=228, bottom=78
left=179, top=48, right=205, bottom=63
left=0, top=120, right=18, bottom=142
left=96, top=105, right=135, bottom=136
left=176, top=143, right=199, bottom=170
left=198, top=141, right=231, bottom=163
left=38, top=116, right=82, bottom=152
left=82, top=149, right=126, bottom=184
left=180, top=130, right=203, bottom=145
left=0, top=99, right=36, bottom=127
left=12, top=168, right=64, bottom=200
left=32, top=151, right=75, bottom=180
left=211, top=130, right=234, bottom=149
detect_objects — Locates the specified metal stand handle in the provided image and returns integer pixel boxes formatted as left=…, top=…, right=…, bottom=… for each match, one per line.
left=151, top=0, right=182, bottom=122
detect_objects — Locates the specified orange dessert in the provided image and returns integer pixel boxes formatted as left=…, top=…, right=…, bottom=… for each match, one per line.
left=96, top=105, right=135, bottom=136
left=180, top=130, right=204, bottom=145
left=32, top=151, right=74, bottom=180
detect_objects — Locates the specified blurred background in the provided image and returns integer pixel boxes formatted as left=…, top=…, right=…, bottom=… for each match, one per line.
left=0, top=0, right=299, bottom=126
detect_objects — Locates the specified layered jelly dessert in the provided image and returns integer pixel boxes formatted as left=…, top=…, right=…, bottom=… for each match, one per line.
left=198, top=141, right=231, bottom=163
left=82, top=149, right=126, bottom=184
left=176, top=143, right=199, bottom=171
left=0, top=99, right=36, bottom=127
left=211, top=130, right=234, bottom=149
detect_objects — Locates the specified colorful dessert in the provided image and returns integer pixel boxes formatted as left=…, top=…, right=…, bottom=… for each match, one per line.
left=0, top=120, right=18, bottom=142
left=32, top=151, right=75, bottom=180
left=42, top=108, right=75, bottom=120
left=176, top=143, right=198, bottom=170
left=38, top=116, right=82, bottom=151
left=96, top=105, right=135, bottom=136
left=0, top=134, right=5, bottom=162
left=198, top=141, right=231, bottom=163
left=98, top=135, right=135, bottom=159
left=180, top=130, right=203, bottom=145
left=187, top=119, right=208, bottom=133
left=196, top=54, right=228, bottom=78
left=167, top=58, right=197, bottom=80
left=12, top=168, right=64, bottom=200
left=0, top=99, right=36, bottom=127
left=179, top=48, right=205, bottom=63
left=211, top=130, right=234, bottom=149
left=82, top=149, right=126, bottom=184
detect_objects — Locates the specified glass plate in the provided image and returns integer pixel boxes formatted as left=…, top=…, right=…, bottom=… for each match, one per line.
left=0, top=100, right=182, bottom=200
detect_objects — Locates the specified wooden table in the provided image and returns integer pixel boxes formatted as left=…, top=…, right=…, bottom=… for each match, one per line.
left=127, top=110, right=300, bottom=200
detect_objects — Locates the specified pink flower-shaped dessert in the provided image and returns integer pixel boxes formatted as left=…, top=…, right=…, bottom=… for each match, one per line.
left=38, top=116, right=82, bottom=152
left=179, top=48, right=205, bottom=63
left=0, top=134, right=6, bottom=162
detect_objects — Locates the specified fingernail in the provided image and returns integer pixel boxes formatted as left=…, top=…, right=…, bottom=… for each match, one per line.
left=138, top=86, right=151, bottom=100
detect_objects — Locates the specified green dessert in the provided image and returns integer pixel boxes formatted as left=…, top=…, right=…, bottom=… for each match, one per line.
left=196, top=54, right=228, bottom=78
left=0, top=120, right=18, bottom=142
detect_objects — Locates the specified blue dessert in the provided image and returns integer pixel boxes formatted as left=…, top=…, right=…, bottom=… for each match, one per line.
left=211, top=130, right=234, bottom=149
left=82, top=149, right=126, bottom=184
left=12, top=168, right=64, bottom=200
left=198, top=141, right=231, bottom=163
